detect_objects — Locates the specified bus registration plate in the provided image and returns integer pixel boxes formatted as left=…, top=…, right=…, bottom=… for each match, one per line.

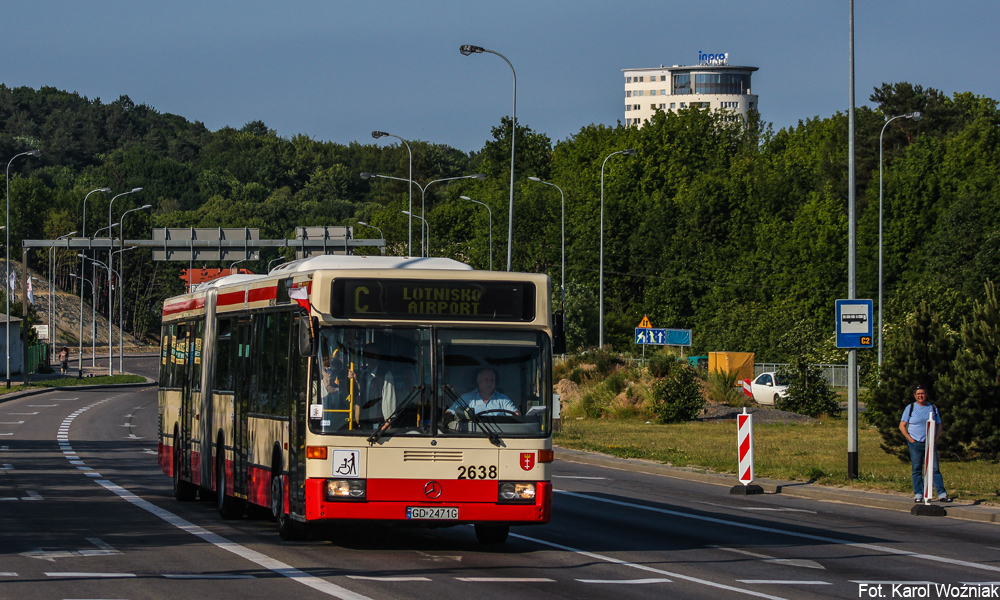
left=407, top=507, right=458, bottom=520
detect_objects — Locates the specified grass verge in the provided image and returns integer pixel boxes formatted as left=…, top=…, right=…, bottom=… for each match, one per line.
left=0, top=374, right=147, bottom=396
left=555, top=417, right=1000, bottom=504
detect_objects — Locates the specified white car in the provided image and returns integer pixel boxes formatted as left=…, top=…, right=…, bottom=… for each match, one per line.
left=750, top=372, right=790, bottom=405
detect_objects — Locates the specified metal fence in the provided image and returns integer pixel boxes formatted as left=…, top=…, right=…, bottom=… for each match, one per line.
left=755, top=363, right=850, bottom=388
left=27, top=344, right=49, bottom=375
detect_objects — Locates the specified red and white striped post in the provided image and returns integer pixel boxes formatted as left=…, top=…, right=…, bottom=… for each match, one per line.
left=912, top=414, right=946, bottom=516
left=922, top=417, right=937, bottom=505
left=731, top=407, right=763, bottom=495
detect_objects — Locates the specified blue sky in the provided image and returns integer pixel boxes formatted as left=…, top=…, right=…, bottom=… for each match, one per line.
left=3, top=1, right=997, bottom=152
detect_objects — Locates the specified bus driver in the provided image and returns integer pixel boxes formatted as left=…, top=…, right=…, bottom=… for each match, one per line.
left=447, top=367, right=519, bottom=418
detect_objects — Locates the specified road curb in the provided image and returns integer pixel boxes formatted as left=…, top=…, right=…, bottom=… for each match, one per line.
left=555, top=446, right=1000, bottom=525
left=0, top=377, right=157, bottom=404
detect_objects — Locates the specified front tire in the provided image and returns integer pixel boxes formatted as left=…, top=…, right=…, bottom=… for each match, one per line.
left=474, top=524, right=509, bottom=544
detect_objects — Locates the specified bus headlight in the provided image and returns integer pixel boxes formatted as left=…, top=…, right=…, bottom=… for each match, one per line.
left=324, top=479, right=366, bottom=501
left=498, top=481, right=536, bottom=503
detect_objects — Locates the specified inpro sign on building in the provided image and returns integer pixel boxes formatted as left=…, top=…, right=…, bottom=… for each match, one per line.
left=623, top=52, right=758, bottom=126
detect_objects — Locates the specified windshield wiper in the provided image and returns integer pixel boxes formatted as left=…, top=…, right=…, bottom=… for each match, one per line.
left=367, top=384, right=425, bottom=446
left=442, top=384, right=506, bottom=448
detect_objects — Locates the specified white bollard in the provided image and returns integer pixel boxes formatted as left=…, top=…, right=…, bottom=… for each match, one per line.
left=923, top=417, right=937, bottom=506
left=731, top=407, right=763, bottom=495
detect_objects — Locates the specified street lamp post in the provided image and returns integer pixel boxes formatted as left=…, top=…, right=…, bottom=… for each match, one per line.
left=78, top=187, right=111, bottom=377
left=401, top=211, right=428, bottom=254
left=108, top=189, right=142, bottom=375
left=527, top=177, right=566, bottom=314
left=460, top=44, right=516, bottom=271
left=5, top=149, right=41, bottom=387
left=599, top=149, right=637, bottom=348
left=371, top=132, right=413, bottom=256
left=85, top=225, right=118, bottom=370
left=49, top=231, right=76, bottom=364
left=360, top=173, right=485, bottom=257
left=357, top=222, right=385, bottom=255
left=81, top=254, right=117, bottom=376
left=878, top=111, right=922, bottom=368
left=230, top=258, right=249, bottom=275
left=69, top=273, right=93, bottom=376
left=460, top=196, right=493, bottom=271
left=114, top=203, right=150, bottom=374
left=267, top=256, right=286, bottom=271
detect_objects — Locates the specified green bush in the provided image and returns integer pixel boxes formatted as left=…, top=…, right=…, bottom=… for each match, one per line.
left=776, top=357, right=841, bottom=417
left=705, top=369, right=749, bottom=406
left=649, top=364, right=704, bottom=423
left=647, top=349, right=678, bottom=378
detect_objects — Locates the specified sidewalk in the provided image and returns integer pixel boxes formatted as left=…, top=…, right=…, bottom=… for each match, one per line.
left=556, top=446, right=1000, bottom=525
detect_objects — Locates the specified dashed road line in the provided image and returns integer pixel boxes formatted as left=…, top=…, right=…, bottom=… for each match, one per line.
left=46, top=572, right=136, bottom=578
left=346, top=576, right=432, bottom=581
left=454, top=577, right=555, bottom=582
left=738, top=580, right=832, bottom=585
left=576, top=578, right=670, bottom=584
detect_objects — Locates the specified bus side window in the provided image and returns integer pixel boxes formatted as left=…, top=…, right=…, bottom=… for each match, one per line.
left=215, top=318, right=234, bottom=393
left=160, top=323, right=173, bottom=388
left=272, top=312, right=292, bottom=417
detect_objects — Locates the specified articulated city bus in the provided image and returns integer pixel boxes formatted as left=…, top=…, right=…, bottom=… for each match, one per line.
left=158, top=255, right=554, bottom=542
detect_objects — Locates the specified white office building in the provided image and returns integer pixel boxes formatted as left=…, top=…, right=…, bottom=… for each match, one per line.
left=623, top=53, right=758, bottom=126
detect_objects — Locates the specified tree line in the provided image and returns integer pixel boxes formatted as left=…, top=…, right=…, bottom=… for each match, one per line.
left=1, top=82, right=998, bottom=389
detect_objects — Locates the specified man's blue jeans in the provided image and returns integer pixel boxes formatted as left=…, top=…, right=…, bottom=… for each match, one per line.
left=908, top=440, right=946, bottom=497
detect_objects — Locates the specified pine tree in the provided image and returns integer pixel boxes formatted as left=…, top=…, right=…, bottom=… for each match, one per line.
left=939, top=281, right=1000, bottom=460
left=777, top=356, right=840, bottom=417
left=863, top=301, right=958, bottom=460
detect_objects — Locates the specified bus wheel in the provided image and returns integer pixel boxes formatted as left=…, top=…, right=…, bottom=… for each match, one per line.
left=474, top=524, right=509, bottom=544
left=271, top=472, right=306, bottom=541
left=172, top=432, right=197, bottom=502
left=216, top=448, right=245, bottom=519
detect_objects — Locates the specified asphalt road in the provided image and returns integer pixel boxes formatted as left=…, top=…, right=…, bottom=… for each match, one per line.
left=2, top=355, right=999, bottom=600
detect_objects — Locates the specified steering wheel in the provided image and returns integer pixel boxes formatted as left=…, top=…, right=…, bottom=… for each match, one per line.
left=478, top=408, right=521, bottom=423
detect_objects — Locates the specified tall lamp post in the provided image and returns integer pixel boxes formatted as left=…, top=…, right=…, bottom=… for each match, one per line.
left=401, top=211, right=428, bottom=254
left=527, top=177, right=566, bottom=314
left=49, top=230, right=76, bottom=363
left=460, top=196, right=493, bottom=271
left=78, top=187, right=111, bottom=377
left=230, top=258, right=249, bottom=275
left=599, top=149, right=637, bottom=348
left=85, top=224, right=118, bottom=369
left=69, top=273, right=93, bottom=376
left=878, top=111, right=922, bottom=367
left=360, top=173, right=485, bottom=257
left=460, top=44, right=516, bottom=272
left=115, top=203, right=150, bottom=374
left=107, top=188, right=142, bottom=375
left=78, top=252, right=118, bottom=375
left=357, top=222, right=385, bottom=255
left=5, top=149, right=41, bottom=387
left=371, top=132, right=413, bottom=256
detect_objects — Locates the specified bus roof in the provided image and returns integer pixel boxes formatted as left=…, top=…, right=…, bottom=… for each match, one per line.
left=270, top=255, right=473, bottom=274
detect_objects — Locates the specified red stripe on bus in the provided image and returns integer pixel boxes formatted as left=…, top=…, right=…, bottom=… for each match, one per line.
left=302, top=479, right=551, bottom=523
left=162, top=297, right=205, bottom=316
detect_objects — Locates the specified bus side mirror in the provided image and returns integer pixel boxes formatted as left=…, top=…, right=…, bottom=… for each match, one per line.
left=552, top=311, right=566, bottom=354
left=298, top=316, right=317, bottom=356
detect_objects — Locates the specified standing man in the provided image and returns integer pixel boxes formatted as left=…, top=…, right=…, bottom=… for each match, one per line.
left=898, top=385, right=952, bottom=503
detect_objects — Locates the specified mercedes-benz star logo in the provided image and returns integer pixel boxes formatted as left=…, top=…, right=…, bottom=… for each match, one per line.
left=424, top=481, right=442, bottom=499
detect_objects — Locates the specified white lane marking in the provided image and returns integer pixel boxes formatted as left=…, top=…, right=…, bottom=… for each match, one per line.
left=61, top=397, right=372, bottom=600
left=6, top=412, right=39, bottom=415
left=0, top=433, right=14, bottom=436
left=577, top=578, right=671, bottom=584
left=127, top=434, right=143, bottom=440
left=509, top=531, right=789, bottom=600
left=0, top=421, right=24, bottom=425
left=123, top=414, right=134, bottom=418
left=0, top=572, right=16, bottom=576
left=741, top=508, right=817, bottom=514
left=142, top=449, right=157, bottom=455
left=45, top=572, right=136, bottom=578
left=346, top=576, right=432, bottom=581
left=553, top=475, right=609, bottom=480
left=24, top=491, right=43, bottom=500
left=28, top=404, right=57, bottom=407
left=1, top=464, right=12, bottom=470
left=454, top=577, right=556, bottom=582
left=1, top=445, right=8, bottom=450
left=21, top=539, right=120, bottom=560
left=738, top=580, right=832, bottom=585
left=851, top=581, right=937, bottom=585
left=557, top=490, right=1000, bottom=574
left=708, top=545, right=825, bottom=569
left=961, top=582, right=1000, bottom=585
left=163, top=574, right=256, bottom=579
left=95, top=479, right=372, bottom=600
left=119, top=424, right=134, bottom=428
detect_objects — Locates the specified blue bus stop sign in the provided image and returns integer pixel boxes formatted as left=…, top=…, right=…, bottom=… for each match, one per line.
left=835, top=299, right=873, bottom=349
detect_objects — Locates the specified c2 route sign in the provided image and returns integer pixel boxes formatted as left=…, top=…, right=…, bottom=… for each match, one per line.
left=835, top=299, right=874, bottom=349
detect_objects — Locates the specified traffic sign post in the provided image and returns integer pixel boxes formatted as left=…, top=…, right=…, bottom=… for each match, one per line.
left=635, top=316, right=692, bottom=359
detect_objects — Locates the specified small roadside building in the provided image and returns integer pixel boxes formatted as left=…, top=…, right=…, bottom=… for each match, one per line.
left=0, top=315, right=25, bottom=376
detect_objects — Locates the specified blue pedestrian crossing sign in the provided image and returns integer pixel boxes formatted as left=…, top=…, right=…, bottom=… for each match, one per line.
left=835, top=299, right=874, bottom=349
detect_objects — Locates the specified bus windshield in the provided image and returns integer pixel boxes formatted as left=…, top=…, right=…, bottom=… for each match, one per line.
left=308, top=327, right=550, bottom=438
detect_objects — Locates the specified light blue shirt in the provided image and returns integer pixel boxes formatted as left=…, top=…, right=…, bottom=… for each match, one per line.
left=900, top=402, right=941, bottom=442
left=450, top=390, right=517, bottom=415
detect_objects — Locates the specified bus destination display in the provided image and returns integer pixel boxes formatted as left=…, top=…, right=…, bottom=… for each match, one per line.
left=331, top=279, right=535, bottom=321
